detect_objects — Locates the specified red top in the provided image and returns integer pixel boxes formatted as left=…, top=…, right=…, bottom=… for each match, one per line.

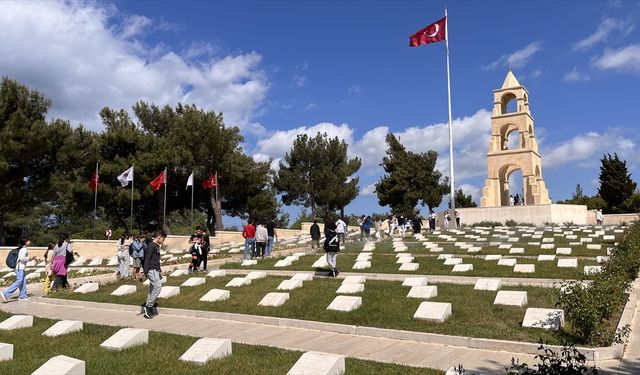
left=242, top=224, right=256, bottom=239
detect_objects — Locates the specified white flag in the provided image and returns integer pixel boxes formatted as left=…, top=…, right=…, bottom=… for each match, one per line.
left=186, top=172, right=194, bottom=190
left=117, top=166, right=134, bottom=187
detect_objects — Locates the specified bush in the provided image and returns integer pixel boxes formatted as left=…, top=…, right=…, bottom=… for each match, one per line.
left=506, top=343, right=598, bottom=374
left=557, top=222, right=640, bottom=345
left=471, top=221, right=503, bottom=227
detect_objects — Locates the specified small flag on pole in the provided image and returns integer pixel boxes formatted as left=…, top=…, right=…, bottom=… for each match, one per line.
left=150, top=169, right=167, bottom=191
left=117, top=166, right=134, bottom=187
left=186, top=172, right=194, bottom=190
left=409, top=17, right=446, bottom=47
left=202, top=174, right=217, bottom=189
left=89, top=170, right=99, bottom=192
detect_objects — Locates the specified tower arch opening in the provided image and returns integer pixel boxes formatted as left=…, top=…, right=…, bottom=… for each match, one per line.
left=500, top=92, right=517, bottom=114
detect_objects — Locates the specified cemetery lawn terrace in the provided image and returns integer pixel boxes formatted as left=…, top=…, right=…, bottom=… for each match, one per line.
left=45, top=274, right=609, bottom=345
left=0, top=311, right=442, bottom=375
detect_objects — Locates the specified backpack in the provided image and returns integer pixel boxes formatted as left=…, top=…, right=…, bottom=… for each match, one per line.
left=324, top=231, right=340, bottom=252
left=5, top=247, right=20, bottom=269
left=128, top=243, right=135, bottom=256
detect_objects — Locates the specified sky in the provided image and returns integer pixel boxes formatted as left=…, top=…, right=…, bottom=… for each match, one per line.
left=1, top=0, right=639, bottom=227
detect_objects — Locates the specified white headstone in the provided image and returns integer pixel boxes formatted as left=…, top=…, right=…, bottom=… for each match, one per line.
left=402, top=277, right=428, bottom=287
left=199, top=289, right=230, bottom=302
left=143, top=276, right=167, bottom=285
left=584, top=266, right=603, bottom=275
left=556, top=248, right=572, bottom=255
left=31, top=355, right=85, bottom=375
left=73, top=283, right=99, bottom=294
left=274, top=259, right=293, bottom=267
left=498, top=258, right=517, bottom=266
left=0, top=342, right=12, bottom=361
left=396, top=257, right=414, bottom=264
left=0, top=315, right=32, bottom=331
left=327, top=296, right=362, bottom=312
left=557, top=259, right=578, bottom=268
left=485, top=255, right=502, bottom=260
left=180, top=338, right=232, bottom=365
left=437, top=254, right=453, bottom=259
left=206, top=270, right=226, bottom=278
left=498, top=244, right=512, bottom=249
left=467, top=247, right=482, bottom=253
left=100, top=328, right=148, bottom=351
left=452, top=264, right=473, bottom=272
left=158, top=286, right=180, bottom=299
left=352, top=261, right=371, bottom=270
left=88, top=257, right=103, bottom=266
left=258, top=292, right=290, bottom=307
left=407, top=285, right=437, bottom=299
left=413, top=302, right=451, bottom=323
left=399, top=262, right=419, bottom=271
left=513, top=264, right=535, bottom=273
left=291, top=273, right=314, bottom=282
left=225, top=277, right=251, bottom=287
left=342, top=276, right=366, bottom=284
left=474, top=278, right=501, bottom=291
left=493, top=291, right=527, bottom=306
left=169, top=270, right=189, bottom=277
left=509, top=248, right=524, bottom=254
left=537, top=254, right=556, bottom=261
left=277, top=279, right=304, bottom=291
left=336, top=283, right=364, bottom=294
left=42, top=321, right=83, bottom=337
left=246, top=271, right=267, bottom=280
left=443, top=258, right=462, bottom=265
left=596, top=256, right=610, bottom=263
left=586, top=244, right=602, bottom=250
left=241, top=259, right=258, bottom=266
left=522, top=308, right=564, bottom=330
left=540, top=244, right=555, bottom=249
left=287, top=351, right=345, bottom=375
left=181, top=277, right=206, bottom=287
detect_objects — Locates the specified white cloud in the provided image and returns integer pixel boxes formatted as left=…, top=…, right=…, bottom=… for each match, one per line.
left=291, top=74, right=307, bottom=88
left=593, top=44, right=640, bottom=73
left=483, top=41, right=542, bottom=70
left=573, top=17, right=633, bottom=51
left=0, top=1, right=268, bottom=131
left=543, top=131, right=636, bottom=168
left=348, top=85, right=362, bottom=95
left=458, top=184, right=481, bottom=203
left=563, top=66, right=591, bottom=82
left=360, top=184, right=376, bottom=196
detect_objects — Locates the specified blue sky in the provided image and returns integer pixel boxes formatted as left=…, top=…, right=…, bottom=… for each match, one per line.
left=1, top=0, right=639, bottom=226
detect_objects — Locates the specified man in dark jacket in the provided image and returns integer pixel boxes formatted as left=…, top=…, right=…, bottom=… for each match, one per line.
left=310, top=220, right=321, bottom=249
left=142, top=231, right=166, bottom=319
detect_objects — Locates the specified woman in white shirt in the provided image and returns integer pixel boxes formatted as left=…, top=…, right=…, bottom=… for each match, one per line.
left=1, top=238, right=31, bottom=302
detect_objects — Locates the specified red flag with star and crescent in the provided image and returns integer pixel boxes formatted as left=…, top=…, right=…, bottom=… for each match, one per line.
left=409, top=17, right=446, bottom=47
left=150, top=169, right=166, bottom=191
left=88, top=171, right=99, bottom=192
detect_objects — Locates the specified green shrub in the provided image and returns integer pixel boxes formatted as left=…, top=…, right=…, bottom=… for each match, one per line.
left=471, top=221, right=503, bottom=227
left=506, top=343, right=598, bottom=374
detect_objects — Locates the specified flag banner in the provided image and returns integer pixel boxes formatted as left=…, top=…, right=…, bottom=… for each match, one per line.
left=202, top=174, right=217, bottom=189
left=186, top=172, right=194, bottom=190
left=150, top=169, right=167, bottom=191
left=409, top=16, right=446, bottom=47
left=89, top=171, right=99, bottom=192
left=117, top=166, right=134, bottom=187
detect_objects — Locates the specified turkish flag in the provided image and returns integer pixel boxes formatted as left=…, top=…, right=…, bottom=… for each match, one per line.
left=202, top=174, right=217, bottom=189
left=409, top=17, right=446, bottom=47
left=88, top=171, right=99, bottom=192
left=150, top=169, right=166, bottom=191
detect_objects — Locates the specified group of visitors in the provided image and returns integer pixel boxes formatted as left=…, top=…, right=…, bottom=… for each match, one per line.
left=509, top=194, right=526, bottom=206
left=116, top=230, right=152, bottom=279
left=188, top=226, right=211, bottom=273
left=242, top=217, right=279, bottom=260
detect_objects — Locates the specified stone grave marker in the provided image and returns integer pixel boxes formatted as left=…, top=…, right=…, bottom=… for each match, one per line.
left=584, top=266, right=603, bottom=275
left=241, top=259, right=258, bottom=266
left=474, top=278, right=501, bottom=291
left=437, top=254, right=453, bottom=259
left=402, top=277, right=428, bottom=287
left=494, top=291, right=527, bottom=306
left=258, top=292, right=290, bottom=307
left=336, top=283, right=364, bottom=294
left=31, top=355, right=84, bottom=375
left=407, top=285, right=437, bottom=299
left=352, top=261, right=371, bottom=270
left=0, top=315, right=32, bottom=331
left=537, top=254, right=556, bottom=261
left=522, top=308, right=564, bottom=330
left=158, top=286, right=180, bottom=298
left=225, top=277, right=251, bottom=287
left=342, top=276, right=366, bottom=284
left=42, top=321, right=83, bottom=337
left=513, top=264, right=535, bottom=273
left=555, top=248, right=571, bottom=255
left=277, top=279, right=303, bottom=291
left=498, top=258, right=517, bottom=266
left=143, top=276, right=167, bottom=286
left=443, top=258, right=462, bottom=265
left=181, top=277, right=206, bottom=287
left=287, top=351, right=345, bottom=375
left=509, top=248, right=524, bottom=254
left=413, top=302, right=451, bottom=323
left=452, top=264, right=473, bottom=272
left=0, top=342, right=12, bottom=361
left=73, top=283, right=99, bottom=294
left=169, top=270, right=189, bottom=277
left=557, top=259, right=578, bottom=268
left=399, top=263, right=419, bottom=271
left=291, top=273, right=314, bottom=282
left=246, top=271, right=267, bottom=280
left=180, top=338, right=232, bottom=365
left=327, top=296, right=362, bottom=312
left=484, top=254, right=502, bottom=260
left=100, top=328, right=148, bottom=351
left=586, top=244, right=602, bottom=250
left=396, top=257, right=414, bottom=264
left=206, top=270, right=226, bottom=278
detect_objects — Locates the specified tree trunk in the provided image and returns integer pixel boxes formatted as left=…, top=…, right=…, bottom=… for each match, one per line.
left=209, top=189, right=223, bottom=232
left=340, top=207, right=345, bottom=219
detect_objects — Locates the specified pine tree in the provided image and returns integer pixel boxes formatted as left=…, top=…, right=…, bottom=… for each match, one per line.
left=598, top=153, right=637, bottom=213
left=454, top=189, right=477, bottom=208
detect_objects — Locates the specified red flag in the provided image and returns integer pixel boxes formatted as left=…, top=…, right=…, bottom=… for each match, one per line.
left=150, top=169, right=166, bottom=191
left=88, top=171, right=99, bottom=192
left=409, top=17, right=446, bottom=47
left=202, top=174, right=217, bottom=189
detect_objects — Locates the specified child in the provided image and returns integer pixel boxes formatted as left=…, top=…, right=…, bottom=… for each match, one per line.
left=188, top=235, right=202, bottom=273
left=43, top=243, right=54, bottom=295
left=323, top=222, right=340, bottom=277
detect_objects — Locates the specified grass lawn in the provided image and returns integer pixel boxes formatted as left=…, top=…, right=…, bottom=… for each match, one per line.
left=48, top=273, right=586, bottom=345
left=0, top=311, right=443, bottom=375
left=222, top=251, right=600, bottom=279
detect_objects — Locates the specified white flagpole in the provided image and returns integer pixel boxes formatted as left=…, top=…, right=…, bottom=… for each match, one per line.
left=163, top=167, right=168, bottom=230
left=444, top=8, right=456, bottom=227
left=130, top=164, right=134, bottom=230
left=92, top=162, right=99, bottom=239
left=190, top=171, right=194, bottom=229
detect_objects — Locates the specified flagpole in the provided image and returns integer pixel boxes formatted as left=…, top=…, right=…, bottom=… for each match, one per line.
left=92, top=162, right=99, bottom=239
left=190, top=170, right=194, bottom=229
left=163, top=167, right=167, bottom=230
left=444, top=7, right=456, bottom=227
left=130, top=164, right=134, bottom=231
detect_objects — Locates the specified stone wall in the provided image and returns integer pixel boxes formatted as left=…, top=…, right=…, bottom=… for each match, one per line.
left=586, top=211, right=639, bottom=226
left=453, top=204, right=588, bottom=227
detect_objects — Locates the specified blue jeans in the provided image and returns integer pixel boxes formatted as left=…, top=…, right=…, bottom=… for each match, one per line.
left=243, top=238, right=255, bottom=259
left=3, top=268, right=28, bottom=300
left=266, top=236, right=275, bottom=256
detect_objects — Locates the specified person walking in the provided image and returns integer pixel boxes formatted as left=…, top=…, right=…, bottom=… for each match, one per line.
left=335, top=217, right=347, bottom=244
left=596, top=209, right=604, bottom=226
left=443, top=211, right=450, bottom=230
left=51, top=233, right=73, bottom=290
left=265, top=217, right=278, bottom=257
left=142, top=231, right=166, bottom=319
left=1, top=238, right=31, bottom=302
left=242, top=219, right=256, bottom=260
left=429, top=210, right=437, bottom=231
left=116, top=232, right=132, bottom=279
left=42, top=243, right=55, bottom=295
left=130, top=231, right=147, bottom=280
left=411, top=214, right=422, bottom=234
left=362, top=215, right=373, bottom=240
left=455, top=210, right=461, bottom=228
left=310, top=220, right=321, bottom=249
left=188, top=234, right=202, bottom=273
left=357, top=215, right=365, bottom=242
left=323, top=221, right=340, bottom=277
left=197, top=226, right=211, bottom=271
left=255, top=221, right=268, bottom=258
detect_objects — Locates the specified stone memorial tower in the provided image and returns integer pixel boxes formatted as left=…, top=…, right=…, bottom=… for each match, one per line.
left=480, top=69, right=551, bottom=207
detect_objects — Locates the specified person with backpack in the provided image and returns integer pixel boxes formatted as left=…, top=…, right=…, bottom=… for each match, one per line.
left=116, top=232, right=132, bottom=279
left=129, top=231, right=147, bottom=280
left=1, top=238, right=31, bottom=302
left=51, top=233, right=73, bottom=290
left=142, top=231, right=166, bottom=319
left=323, top=221, right=340, bottom=277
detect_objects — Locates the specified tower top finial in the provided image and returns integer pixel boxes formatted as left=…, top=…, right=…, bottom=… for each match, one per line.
left=501, top=69, right=521, bottom=89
